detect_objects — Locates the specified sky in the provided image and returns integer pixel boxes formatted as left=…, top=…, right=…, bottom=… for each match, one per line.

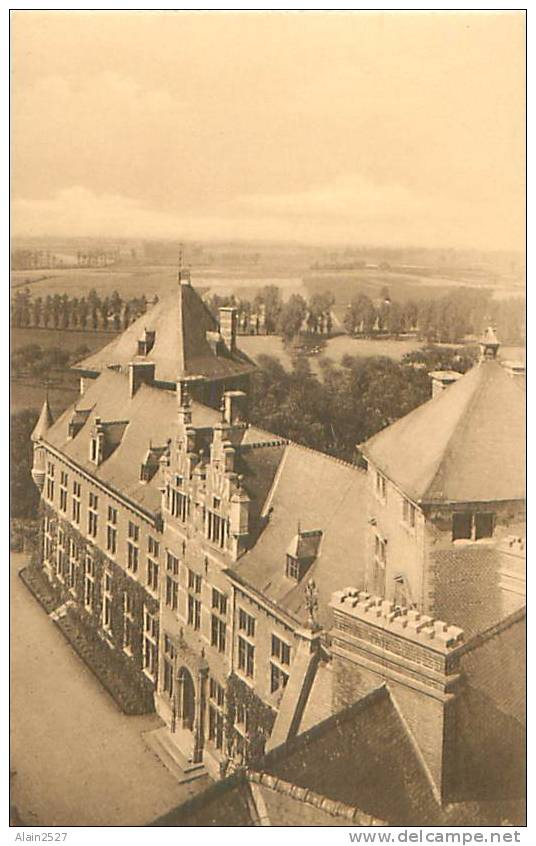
left=11, top=11, right=525, bottom=250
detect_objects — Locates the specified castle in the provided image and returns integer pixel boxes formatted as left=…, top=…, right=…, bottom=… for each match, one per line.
left=29, top=272, right=526, bottom=825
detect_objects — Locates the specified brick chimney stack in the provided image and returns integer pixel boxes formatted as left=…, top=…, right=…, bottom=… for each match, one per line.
left=219, top=306, right=237, bottom=353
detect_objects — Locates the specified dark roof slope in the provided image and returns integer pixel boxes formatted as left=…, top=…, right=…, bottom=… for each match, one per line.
left=230, top=445, right=368, bottom=626
left=361, top=359, right=525, bottom=504
left=260, top=685, right=525, bottom=826
left=74, top=283, right=255, bottom=384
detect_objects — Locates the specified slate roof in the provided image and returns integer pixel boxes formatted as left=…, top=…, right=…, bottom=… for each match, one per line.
left=259, top=686, right=526, bottom=826
left=74, top=282, right=255, bottom=384
left=41, top=370, right=276, bottom=517
left=229, top=445, right=369, bottom=627
left=150, top=769, right=385, bottom=827
left=361, top=358, right=525, bottom=504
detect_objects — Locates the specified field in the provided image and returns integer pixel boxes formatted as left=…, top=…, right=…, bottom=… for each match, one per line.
left=11, top=379, right=80, bottom=415
left=11, top=326, right=118, bottom=354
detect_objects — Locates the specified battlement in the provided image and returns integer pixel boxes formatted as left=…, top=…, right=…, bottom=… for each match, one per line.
left=330, top=589, right=464, bottom=653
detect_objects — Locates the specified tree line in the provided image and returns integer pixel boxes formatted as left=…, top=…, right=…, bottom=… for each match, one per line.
left=206, top=286, right=335, bottom=341
left=11, top=288, right=154, bottom=332
left=248, top=345, right=478, bottom=462
left=344, top=286, right=525, bottom=344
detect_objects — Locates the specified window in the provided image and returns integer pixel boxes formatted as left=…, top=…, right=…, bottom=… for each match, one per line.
left=127, top=521, right=139, bottom=573
left=123, top=592, right=135, bottom=655
left=88, top=492, right=99, bottom=538
left=475, top=512, right=494, bottom=540
left=208, top=678, right=225, bottom=750
left=102, top=569, right=112, bottom=633
left=270, top=634, right=291, bottom=693
left=162, top=635, right=175, bottom=699
left=452, top=512, right=495, bottom=541
left=46, top=461, right=55, bottom=501
left=188, top=594, right=201, bottom=630
left=56, top=528, right=66, bottom=580
left=188, top=569, right=202, bottom=593
left=146, top=536, right=160, bottom=594
left=270, top=663, right=289, bottom=693
left=238, top=608, right=255, bottom=638
left=72, top=481, right=81, bottom=524
left=211, top=615, right=226, bottom=653
left=210, top=588, right=227, bottom=652
left=165, top=552, right=179, bottom=609
left=106, top=506, right=117, bottom=556
left=212, top=588, right=227, bottom=616
left=452, top=512, right=472, bottom=541
left=67, top=538, right=78, bottom=592
left=143, top=608, right=158, bottom=679
left=84, top=555, right=95, bottom=611
left=272, top=634, right=291, bottom=666
left=237, top=636, right=254, bottom=678
left=43, top=515, right=54, bottom=570
left=286, top=555, right=300, bottom=581
left=167, top=478, right=190, bottom=522
left=375, top=470, right=387, bottom=502
left=127, top=542, right=139, bottom=573
left=59, top=471, right=69, bottom=513
left=206, top=507, right=228, bottom=548
left=402, top=497, right=416, bottom=529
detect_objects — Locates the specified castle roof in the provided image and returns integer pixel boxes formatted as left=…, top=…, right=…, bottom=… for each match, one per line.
left=361, top=358, right=525, bottom=504
left=73, top=282, right=255, bottom=385
left=31, top=394, right=54, bottom=442
left=230, top=445, right=368, bottom=627
left=42, top=370, right=273, bottom=517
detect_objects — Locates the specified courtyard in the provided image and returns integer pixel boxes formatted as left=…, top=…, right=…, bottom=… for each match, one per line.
left=10, top=553, right=207, bottom=826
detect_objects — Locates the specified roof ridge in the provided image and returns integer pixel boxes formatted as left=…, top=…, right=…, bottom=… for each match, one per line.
left=245, top=770, right=387, bottom=825
left=421, top=361, right=494, bottom=501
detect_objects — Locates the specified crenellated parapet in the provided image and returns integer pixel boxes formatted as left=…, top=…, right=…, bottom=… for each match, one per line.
left=331, top=589, right=464, bottom=652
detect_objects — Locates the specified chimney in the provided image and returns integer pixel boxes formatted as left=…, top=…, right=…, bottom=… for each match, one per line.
left=219, top=307, right=237, bottom=353
left=137, top=328, right=156, bottom=356
left=428, top=370, right=463, bottom=398
left=129, top=361, right=155, bottom=397
left=223, top=390, right=247, bottom=425
left=329, top=590, right=464, bottom=803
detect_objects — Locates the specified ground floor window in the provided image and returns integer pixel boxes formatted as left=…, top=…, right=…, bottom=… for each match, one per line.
left=162, top=635, right=175, bottom=698
left=102, top=569, right=113, bottom=633
left=123, top=592, right=135, bottom=655
left=84, top=555, right=95, bottom=611
left=143, top=607, right=158, bottom=680
left=208, top=678, right=225, bottom=751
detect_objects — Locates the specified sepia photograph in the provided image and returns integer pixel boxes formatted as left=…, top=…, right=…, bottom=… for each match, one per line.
left=9, top=9, right=526, bottom=833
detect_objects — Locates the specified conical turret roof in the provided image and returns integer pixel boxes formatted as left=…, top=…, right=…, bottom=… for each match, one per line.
left=31, top=395, right=54, bottom=442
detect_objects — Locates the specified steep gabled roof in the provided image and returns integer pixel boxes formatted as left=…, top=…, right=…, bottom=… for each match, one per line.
left=361, top=359, right=525, bottom=504
left=73, top=282, right=255, bottom=384
left=42, top=371, right=273, bottom=516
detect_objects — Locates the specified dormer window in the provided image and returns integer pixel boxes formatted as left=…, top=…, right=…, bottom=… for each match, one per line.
left=213, top=496, right=221, bottom=510
left=285, top=529, right=322, bottom=581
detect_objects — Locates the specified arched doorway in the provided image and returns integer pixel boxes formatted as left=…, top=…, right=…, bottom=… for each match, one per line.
left=177, top=666, right=195, bottom=731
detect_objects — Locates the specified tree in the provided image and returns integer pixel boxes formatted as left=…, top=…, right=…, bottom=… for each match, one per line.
left=277, top=294, right=307, bottom=342
left=10, top=408, right=40, bottom=519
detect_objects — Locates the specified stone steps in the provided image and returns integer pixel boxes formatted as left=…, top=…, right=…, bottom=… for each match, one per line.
left=143, top=726, right=208, bottom=785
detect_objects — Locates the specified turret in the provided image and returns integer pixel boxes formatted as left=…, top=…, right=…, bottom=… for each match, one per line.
left=31, top=395, right=54, bottom=490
